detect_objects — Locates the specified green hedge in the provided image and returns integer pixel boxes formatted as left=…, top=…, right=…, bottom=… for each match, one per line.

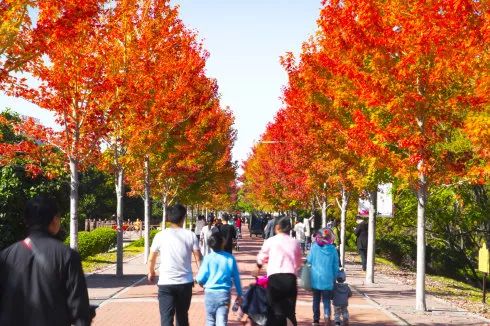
left=130, top=229, right=159, bottom=247
left=65, top=227, right=117, bottom=259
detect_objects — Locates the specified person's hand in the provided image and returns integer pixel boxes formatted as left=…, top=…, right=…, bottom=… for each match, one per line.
left=251, top=267, right=261, bottom=278
left=147, top=270, right=156, bottom=283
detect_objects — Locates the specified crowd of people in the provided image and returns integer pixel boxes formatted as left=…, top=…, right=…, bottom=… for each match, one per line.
left=0, top=197, right=357, bottom=326
left=149, top=206, right=353, bottom=326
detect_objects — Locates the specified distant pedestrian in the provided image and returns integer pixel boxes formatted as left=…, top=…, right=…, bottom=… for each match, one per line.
left=307, top=228, right=340, bottom=326
left=220, top=215, right=237, bottom=254
left=148, top=204, right=202, bottom=326
left=294, top=219, right=306, bottom=254
left=332, top=270, right=352, bottom=326
left=263, top=215, right=275, bottom=239
left=200, top=217, right=215, bottom=256
left=195, top=215, right=206, bottom=242
left=196, top=232, right=243, bottom=326
left=354, top=216, right=368, bottom=271
left=305, top=215, right=314, bottom=251
left=255, top=216, right=302, bottom=326
left=234, top=216, right=242, bottom=236
left=0, top=195, right=92, bottom=326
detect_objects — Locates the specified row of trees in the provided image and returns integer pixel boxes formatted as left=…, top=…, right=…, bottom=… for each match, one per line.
left=0, top=0, right=237, bottom=275
left=241, top=0, right=488, bottom=310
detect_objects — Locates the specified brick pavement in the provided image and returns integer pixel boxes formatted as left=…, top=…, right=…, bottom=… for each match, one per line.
left=89, top=227, right=489, bottom=325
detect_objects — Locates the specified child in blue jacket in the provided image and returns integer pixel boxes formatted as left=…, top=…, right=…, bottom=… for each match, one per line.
left=306, top=228, right=340, bottom=326
left=197, top=232, right=243, bottom=326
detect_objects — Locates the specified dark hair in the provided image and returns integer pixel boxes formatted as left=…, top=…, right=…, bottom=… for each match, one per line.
left=197, top=215, right=205, bottom=221
left=208, top=232, right=224, bottom=252
left=167, top=204, right=187, bottom=224
left=276, top=216, right=292, bottom=233
left=24, top=195, right=60, bottom=229
left=222, top=214, right=230, bottom=222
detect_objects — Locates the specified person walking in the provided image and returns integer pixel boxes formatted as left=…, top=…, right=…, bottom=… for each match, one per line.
left=307, top=228, right=340, bottom=326
left=0, top=195, right=92, bottom=326
left=294, top=219, right=306, bottom=255
left=219, top=215, right=237, bottom=254
left=305, top=215, right=314, bottom=251
left=200, top=217, right=214, bottom=256
left=354, top=216, right=368, bottom=271
left=148, top=204, right=202, bottom=326
left=195, top=215, right=206, bottom=242
left=332, top=270, right=352, bottom=326
left=254, top=216, right=303, bottom=326
left=263, top=215, right=276, bottom=239
left=234, top=215, right=242, bottom=237
left=196, top=232, right=243, bottom=326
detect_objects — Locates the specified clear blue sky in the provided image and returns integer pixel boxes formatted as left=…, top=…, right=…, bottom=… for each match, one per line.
left=0, top=0, right=321, bottom=164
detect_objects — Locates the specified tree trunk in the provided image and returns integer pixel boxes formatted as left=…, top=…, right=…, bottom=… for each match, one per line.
left=416, top=166, right=427, bottom=311
left=321, top=196, right=327, bottom=228
left=340, top=188, right=350, bottom=268
left=366, top=188, right=377, bottom=284
left=115, top=167, right=124, bottom=277
left=69, top=157, right=79, bottom=250
left=144, top=156, right=151, bottom=264
left=161, top=194, right=167, bottom=229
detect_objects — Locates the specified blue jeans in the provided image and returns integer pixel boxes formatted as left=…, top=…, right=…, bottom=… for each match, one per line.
left=204, top=291, right=231, bottom=326
left=312, top=289, right=332, bottom=322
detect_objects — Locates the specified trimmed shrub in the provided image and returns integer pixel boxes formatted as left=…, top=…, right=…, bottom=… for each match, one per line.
left=130, top=229, right=159, bottom=247
left=65, top=227, right=117, bottom=259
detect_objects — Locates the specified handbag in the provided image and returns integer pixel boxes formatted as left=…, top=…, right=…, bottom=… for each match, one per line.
left=298, top=264, right=312, bottom=291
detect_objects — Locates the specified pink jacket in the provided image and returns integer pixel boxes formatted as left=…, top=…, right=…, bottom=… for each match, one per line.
left=257, top=233, right=303, bottom=276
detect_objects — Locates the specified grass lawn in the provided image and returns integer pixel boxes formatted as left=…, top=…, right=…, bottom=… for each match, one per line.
left=373, top=255, right=489, bottom=318
left=82, top=242, right=144, bottom=273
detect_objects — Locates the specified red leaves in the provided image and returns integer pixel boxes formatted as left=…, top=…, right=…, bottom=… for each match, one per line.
left=243, top=0, right=488, bottom=209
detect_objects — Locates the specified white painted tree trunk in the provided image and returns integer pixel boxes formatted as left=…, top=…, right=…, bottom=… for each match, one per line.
left=321, top=196, right=327, bottom=228
left=340, top=188, right=350, bottom=268
left=161, top=194, right=167, bottom=229
left=416, top=166, right=427, bottom=311
left=366, top=188, right=377, bottom=284
left=144, top=156, right=151, bottom=263
left=69, top=157, right=79, bottom=250
left=115, top=167, right=124, bottom=277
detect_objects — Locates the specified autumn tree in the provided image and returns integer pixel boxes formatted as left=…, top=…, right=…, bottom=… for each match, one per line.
left=317, top=0, right=488, bottom=310
left=9, top=0, right=108, bottom=250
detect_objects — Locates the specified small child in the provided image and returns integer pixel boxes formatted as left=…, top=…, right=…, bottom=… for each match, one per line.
left=332, top=270, right=352, bottom=326
left=196, top=232, right=243, bottom=326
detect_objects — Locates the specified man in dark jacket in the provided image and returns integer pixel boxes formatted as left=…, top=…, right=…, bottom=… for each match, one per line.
left=0, top=195, right=91, bottom=326
left=354, top=216, right=368, bottom=271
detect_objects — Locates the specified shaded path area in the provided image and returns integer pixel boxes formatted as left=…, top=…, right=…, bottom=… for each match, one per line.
left=88, top=227, right=489, bottom=325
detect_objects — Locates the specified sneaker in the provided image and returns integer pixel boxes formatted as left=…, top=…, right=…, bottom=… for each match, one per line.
left=312, top=321, right=320, bottom=326
left=335, top=322, right=341, bottom=326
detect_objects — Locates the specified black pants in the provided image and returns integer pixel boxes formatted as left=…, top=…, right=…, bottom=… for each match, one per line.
left=158, top=283, right=193, bottom=326
left=266, top=273, right=298, bottom=326
left=358, top=248, right=367, bottom=271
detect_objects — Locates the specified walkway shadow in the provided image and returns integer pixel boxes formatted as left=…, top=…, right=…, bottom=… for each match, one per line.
left=87, top=273, right=145, bottom=290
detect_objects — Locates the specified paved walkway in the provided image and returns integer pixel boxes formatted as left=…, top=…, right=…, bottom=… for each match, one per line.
left=88, top=227, right=490, bottom=325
